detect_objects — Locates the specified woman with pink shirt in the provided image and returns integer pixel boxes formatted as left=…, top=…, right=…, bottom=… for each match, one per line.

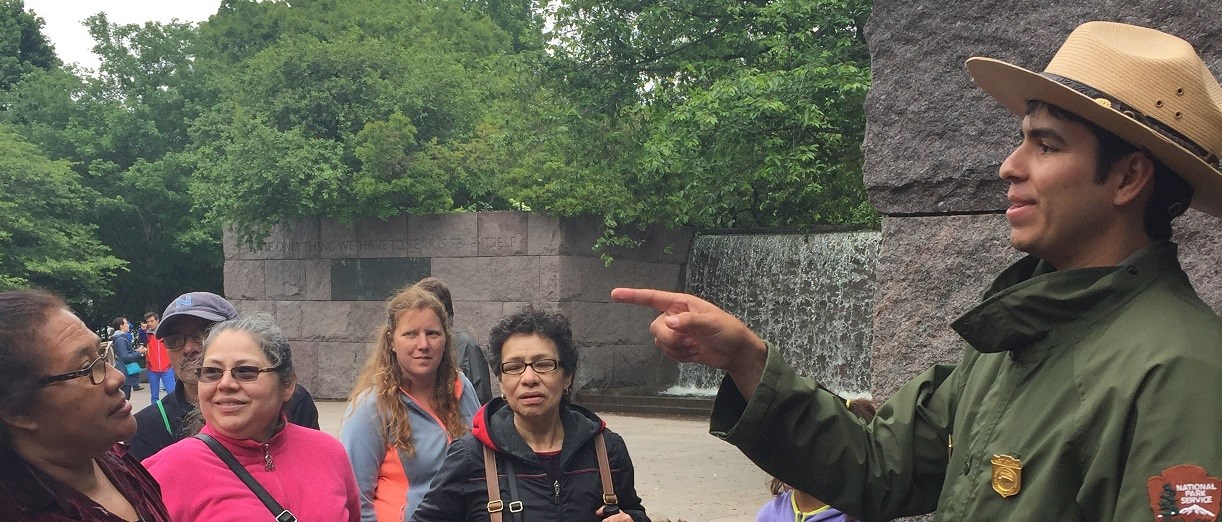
left=143, top=314, right=360, bottom=521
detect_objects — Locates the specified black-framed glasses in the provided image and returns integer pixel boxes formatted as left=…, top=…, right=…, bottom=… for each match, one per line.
left=196, top=365, right=281, bottom=384
left=162, top=329, right=208, bottom=352
left=38, top=354, right=108, bottom=387
left=500, top=359, right=560, bottom=376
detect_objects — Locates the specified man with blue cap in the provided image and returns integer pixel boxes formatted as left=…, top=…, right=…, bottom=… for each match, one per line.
left=128, top=292, right=320, bottom=460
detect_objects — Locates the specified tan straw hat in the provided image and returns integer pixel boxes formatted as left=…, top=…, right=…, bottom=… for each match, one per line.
left=966, top=21, right=1222, bottom=217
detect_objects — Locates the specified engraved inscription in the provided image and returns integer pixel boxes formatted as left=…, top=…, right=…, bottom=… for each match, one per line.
left=243, top=239, right=410, bottom=254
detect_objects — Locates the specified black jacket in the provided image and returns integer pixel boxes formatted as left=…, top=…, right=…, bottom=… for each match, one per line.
left=411, top=398, right=649, bottom=521
left=129, top=381, right=320, bottom=461
left=454, top=330, right=493, bottom=404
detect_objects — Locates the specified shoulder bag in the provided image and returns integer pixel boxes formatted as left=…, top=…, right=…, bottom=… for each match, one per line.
left=194, top=434, right=297, bottom=522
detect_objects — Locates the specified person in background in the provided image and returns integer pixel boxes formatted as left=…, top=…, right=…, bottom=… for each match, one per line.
left=110, top=317, right=147, bottom=400
left=0, top=290, right=171, bottom=521
left=757, top=398, right=877, bottom=522
left=136, top=320, right=149, bottom=348
left=143, top=314, right=360, bottom=521
left=412, top=306, right=649, bottom=522
left=341, top=284, right=480, bottom=521
left=416, top=276, right=493, bottom=404
left=143, top=312, right=175, bottom=402
left=128, top=292, right=319, bottom=461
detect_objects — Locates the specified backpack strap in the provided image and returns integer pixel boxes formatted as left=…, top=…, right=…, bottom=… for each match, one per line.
left=155, top=400, right=172, bottom=434
left=482, top=445, right=524, bottom=522
left=482, top=434, right=614, bottom=520
left=595, top=432, right=618, bottom=508
left=482, top=445, right=505, bottom=522
left=195, top=434, right=297, bottom=522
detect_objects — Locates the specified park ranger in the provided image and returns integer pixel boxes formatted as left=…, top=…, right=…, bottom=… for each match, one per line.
left=613, top=21, right=1222, bottom=521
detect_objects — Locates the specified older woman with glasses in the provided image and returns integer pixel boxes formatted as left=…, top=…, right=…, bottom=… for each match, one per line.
left=143, top=314, right=360, bottom=521
left=412, top=306, right=649, bottom=522
left=0, top=290, right=171, bottom=521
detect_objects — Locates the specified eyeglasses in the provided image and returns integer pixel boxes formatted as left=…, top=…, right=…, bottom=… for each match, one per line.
left=500, top=359, right=560, bottom=376
left=38, top=354, right=108, bottom=387
left=196, top=365, right=281, bottom=384
left=162, top=329, right=208, bottom=352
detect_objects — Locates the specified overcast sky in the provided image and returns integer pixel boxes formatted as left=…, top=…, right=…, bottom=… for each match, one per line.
left=24, top=0, right=221, bottom=70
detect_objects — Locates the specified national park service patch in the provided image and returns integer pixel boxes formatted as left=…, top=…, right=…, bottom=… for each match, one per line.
left=1147, top=464, right=1219, bottom=521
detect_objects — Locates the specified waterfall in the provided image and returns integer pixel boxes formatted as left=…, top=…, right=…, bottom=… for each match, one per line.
left=667, top=231, right=880, bottom=399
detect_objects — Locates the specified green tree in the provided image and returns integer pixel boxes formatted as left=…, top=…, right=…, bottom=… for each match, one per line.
left=0, top=0, right=58, bottom=90
left=190, top=0, right=519, bottom=244
left=533, top=0, right=877, bottom=231
left=2, top=12, right=222, bottom=324
left=0, top=126, right=125, bottom=312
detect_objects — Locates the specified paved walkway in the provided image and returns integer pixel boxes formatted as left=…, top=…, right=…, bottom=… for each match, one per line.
left=130, top=392, right=771, bottom=521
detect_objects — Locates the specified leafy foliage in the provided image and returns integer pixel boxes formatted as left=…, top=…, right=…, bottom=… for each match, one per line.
left=0, top=127, right=125, bottom=310
left=1, top=0, right=876, bottom=323
left=538, top=0, right=877, bottom=230
left=189, top=1, right=517, bottom=244
left=0, top=0, right=57, bottom=90
left=1, top=7, right=221, bottom=325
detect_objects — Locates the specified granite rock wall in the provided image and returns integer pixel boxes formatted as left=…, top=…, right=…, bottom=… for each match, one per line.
left=224, top=212, right=693, bottom=399
left=865, top=1, right=1222, bottom=402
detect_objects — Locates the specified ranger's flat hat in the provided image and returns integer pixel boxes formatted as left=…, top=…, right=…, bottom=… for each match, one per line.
left=966, top=21, right=1222, bottom=217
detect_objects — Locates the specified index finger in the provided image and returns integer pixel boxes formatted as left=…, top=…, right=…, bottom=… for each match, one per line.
left=611, top=287, right=688, bottom=313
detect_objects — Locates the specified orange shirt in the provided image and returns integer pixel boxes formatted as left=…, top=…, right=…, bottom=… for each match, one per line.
left=145, top=335, right=172, bottom=373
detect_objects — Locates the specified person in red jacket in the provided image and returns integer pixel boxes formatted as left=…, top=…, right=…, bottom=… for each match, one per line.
left=142, top=312, right=175, bottom=402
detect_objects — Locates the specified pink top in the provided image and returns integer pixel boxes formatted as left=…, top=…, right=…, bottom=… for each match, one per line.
left=144, top=422, right=360, bottom=522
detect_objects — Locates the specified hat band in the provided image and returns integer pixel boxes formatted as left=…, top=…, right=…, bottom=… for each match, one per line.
left=1041, top=73, right=1220, bottom=169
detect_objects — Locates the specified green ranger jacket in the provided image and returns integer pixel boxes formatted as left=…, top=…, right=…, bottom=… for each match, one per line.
left=711, top=241, right=1222, bottom=521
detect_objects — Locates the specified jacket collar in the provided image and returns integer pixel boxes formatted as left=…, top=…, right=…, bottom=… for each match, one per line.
left=200, top=415, right=288, bottom=457
left=952, top=241, right=1183, bottom=355
left=472, top=398, right=605, bottom=466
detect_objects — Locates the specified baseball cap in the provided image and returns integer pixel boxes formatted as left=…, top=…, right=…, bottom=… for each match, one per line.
left=156, top=292, right=238, bottom=339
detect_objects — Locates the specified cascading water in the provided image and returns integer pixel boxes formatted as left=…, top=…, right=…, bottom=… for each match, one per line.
left=667, top=231, right=880, bottom=399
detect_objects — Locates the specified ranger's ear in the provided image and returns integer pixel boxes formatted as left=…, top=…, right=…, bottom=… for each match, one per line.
left=1111, top=151, right=1156, bottom=208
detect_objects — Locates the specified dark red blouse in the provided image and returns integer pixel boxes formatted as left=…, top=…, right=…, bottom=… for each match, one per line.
left=0, top=444, right=170, bottom=521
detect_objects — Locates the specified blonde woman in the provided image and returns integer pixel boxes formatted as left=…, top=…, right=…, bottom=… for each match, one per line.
left=341, top=284, right=480, bottom=521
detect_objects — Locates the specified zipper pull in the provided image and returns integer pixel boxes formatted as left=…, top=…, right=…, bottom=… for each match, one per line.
left=553, top=479, right=560, bottom=504
left=263, top=443, right=275, bottom=471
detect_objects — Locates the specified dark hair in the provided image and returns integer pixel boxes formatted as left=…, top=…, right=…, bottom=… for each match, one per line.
left=110, top=317, right=128, bottom=330
left=488, top=305, right=578, bottom=379
left=415, top=277, right=455, bottom=319
left=0, top=290, right=69, bottom=443
left=144, top=311, right=159, bottom=321
left=1025, top=100, right=1193, bottom=240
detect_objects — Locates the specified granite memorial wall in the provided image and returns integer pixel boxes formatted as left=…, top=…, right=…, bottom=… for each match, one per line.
left=223, top=212, right=693, bottom=399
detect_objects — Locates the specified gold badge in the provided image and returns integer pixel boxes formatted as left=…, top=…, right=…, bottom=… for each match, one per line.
left=991, top=455, right=1023, bottom=498
left=1094, top=97, right=1114, bottom=109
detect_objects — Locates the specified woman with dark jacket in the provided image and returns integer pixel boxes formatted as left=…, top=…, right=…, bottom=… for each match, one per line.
left=412, top=306, right=648, bottom=522
left=109, top=317, right=145, bottom=399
